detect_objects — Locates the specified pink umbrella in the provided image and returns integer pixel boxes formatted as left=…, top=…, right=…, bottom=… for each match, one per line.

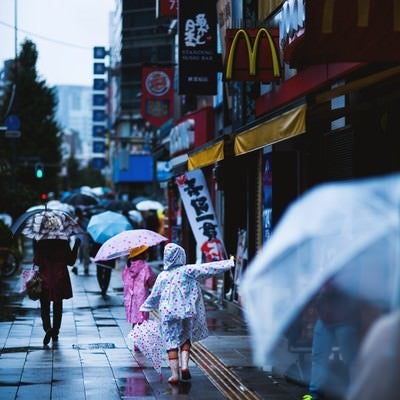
left=128, top=319, right=165, bottom=375
left=94, top=229, right=168, bottom=261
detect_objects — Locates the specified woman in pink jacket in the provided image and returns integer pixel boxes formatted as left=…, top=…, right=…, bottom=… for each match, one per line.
left=122, top=246, right=156, bottom=328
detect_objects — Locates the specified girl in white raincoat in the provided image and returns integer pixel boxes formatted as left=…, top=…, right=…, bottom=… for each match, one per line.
left=140, top=242, right=234, bottom=384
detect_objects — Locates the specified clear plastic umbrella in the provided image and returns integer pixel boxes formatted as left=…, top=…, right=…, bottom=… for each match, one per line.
left=128, top=319, right=165, bottom=375
left=240, top=173, right=400, bottom=398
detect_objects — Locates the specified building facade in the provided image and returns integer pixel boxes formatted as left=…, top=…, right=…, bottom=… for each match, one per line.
left=107, top=0, right=175, bottom=200
left=55, top=85, right=92, bottom=166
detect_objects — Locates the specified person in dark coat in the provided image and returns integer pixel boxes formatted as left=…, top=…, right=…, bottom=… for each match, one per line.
left=33, top=238, right=80, bottom=345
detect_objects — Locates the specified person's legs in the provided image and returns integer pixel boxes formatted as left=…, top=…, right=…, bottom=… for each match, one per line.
left=96, top=265, right=111, bottom=295
left=52, top=300, right=63, bottom=341
left=40, top=297, right=53, bottom=345
left=333, top=323, right=359, bottom=391
left=180, top=340, right=191, bottom=380
left=40, top=297, right=51, bottom=332
left=167, top=348, right=180, bottom=384
left=308, top=319, right=335, bottom=399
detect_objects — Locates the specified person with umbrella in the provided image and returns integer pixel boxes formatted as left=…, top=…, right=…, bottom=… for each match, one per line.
left=22, top=210, right=82, bottom=345
left=87, top=211, right=133, bottom=295
left=122, top=246, right=156, bottom=329
left=139, top=243, right=235, bottom=384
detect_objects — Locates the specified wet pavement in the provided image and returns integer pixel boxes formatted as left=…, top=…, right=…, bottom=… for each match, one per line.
left=0, top=256, right=307, bottom=400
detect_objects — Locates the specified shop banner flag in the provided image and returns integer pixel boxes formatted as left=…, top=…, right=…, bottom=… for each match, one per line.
left=176, top=169, right=226, bottom=261
left=178, top=0, right=218, bottom=95
left=141, top=66, right=174, bottom=128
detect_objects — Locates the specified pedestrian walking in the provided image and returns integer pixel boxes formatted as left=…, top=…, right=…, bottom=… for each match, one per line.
left=33, top=238, right=80, bottom=345
left=303, top=280, right=360, bottom=400
left=90, top=240, right=116, bottom=296
left=73, top=207, right=90, bottom=275
left=140, top=243, right=234, bottom=384
left=122, top=246, right=156, bottom=327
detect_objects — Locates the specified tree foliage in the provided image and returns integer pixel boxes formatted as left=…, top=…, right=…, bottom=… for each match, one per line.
left=65, top=156, right=105, bottom=189
left=0, top=40, right=62, bottom=218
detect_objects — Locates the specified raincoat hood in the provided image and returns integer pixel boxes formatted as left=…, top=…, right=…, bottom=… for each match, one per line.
left=163, top=243, right=186, bottom=270
left=127, top=259, right=146, bottom=278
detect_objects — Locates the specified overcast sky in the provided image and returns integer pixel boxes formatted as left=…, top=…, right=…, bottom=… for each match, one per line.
left=0, top=0, right=114, bottom=87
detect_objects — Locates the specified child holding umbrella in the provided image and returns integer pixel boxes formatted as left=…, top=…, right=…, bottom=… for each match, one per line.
left=122, top=245, right=156, bottom=329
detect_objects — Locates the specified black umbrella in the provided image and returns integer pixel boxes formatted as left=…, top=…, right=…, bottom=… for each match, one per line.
left=105, top=200, right=134, bottom=213
left=64, top=193, right=99, bottom=206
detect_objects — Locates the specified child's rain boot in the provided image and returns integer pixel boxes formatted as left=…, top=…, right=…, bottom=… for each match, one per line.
left=167, top=352, right=180, bottom=384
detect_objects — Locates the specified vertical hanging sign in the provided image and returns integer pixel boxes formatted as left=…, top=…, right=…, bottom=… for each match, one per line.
left=178, top=0, right=218, bottom=95
left=141, top=66, right=174, bottom=128
left=176, top=169, right=226, bottom=261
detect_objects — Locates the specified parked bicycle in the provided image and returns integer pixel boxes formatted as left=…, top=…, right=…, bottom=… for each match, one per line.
left=0, top=246, right=20, bottom=277
left=0, top=219, right=21, bottom=278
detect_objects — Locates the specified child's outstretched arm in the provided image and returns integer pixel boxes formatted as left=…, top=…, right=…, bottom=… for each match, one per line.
left=185, top=256, right=235, bottom=280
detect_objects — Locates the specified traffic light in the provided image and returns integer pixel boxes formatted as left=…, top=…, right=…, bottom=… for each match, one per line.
left=41, top=193, right=47, bottom=201
left=35, top=162, right=44, bottom=179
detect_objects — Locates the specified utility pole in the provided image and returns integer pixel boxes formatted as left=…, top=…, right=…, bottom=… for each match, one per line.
left=10, top=0, right=18, bottom=190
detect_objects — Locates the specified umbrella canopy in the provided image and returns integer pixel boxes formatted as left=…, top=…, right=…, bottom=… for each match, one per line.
left=132, top=196, right=151, bottom=207
left=105, top=200, right=134, bottom=213
left=128, top=210, right=144, bottom=225
left=46, top=200, right=75, bottom=215
left=19, top=209, right=83, bottom=240
left=87, top=211, right=132, bottom=244
left=240, top=173, right=400, bottom=393
left=128, top=319, right=165, bottom=375
left=12, top=208, right=74, bottom=237
left=136, top=200, right=163, bottom=211
left=64, top=193, right=99, bottom=206
left=94, top=229, right=167, bottom=261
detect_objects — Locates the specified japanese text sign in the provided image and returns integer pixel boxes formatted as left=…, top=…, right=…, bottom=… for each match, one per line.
left=176, top=170, right=226, bottom=261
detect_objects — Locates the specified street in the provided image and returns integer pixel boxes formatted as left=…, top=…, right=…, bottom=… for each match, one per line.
left=0, top=252, right=306, bottom=400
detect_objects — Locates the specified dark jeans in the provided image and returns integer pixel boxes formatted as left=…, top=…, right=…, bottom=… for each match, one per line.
left=96, top=265, right=112, bottom=294
left=40, top=298, right=62, bottom=334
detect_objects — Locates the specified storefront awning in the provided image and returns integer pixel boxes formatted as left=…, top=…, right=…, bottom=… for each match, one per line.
left=234, top=104, right=306, bottom=156
left=188, top=139, right=224, bottom=171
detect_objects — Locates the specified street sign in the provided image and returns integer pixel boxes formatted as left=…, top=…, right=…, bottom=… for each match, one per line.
left=94, top=63, right=106, bottom=75
left=93, top=125, right=106, bottom=137
left=93, top=94, right=106, bottom=106
left=5, top=115, right=21, bottom=130
left=93, top=110, right=106, bottom=122
left=93, top=78, right=106, bottom=90
left=94, top=47, right=107, bottom=59
left=5, top=130, right=21, bottom=138
left=92, top=157, right=106, bottom=170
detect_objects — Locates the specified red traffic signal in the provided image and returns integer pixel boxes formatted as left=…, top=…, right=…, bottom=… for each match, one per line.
left=41, top=193, right=47, bottom=201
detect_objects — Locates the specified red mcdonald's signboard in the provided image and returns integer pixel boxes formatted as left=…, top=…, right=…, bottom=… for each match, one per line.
left=141, top=66, right=174, bottom=128
left=304, top=0, right=400, bottom=63
left=157, top=0, right=177, bottom=18
left=224, top=28, right=281, bottom=82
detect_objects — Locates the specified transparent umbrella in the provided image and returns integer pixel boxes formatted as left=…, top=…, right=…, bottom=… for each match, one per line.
left=240, top=173, right=400, bottom=399
left=128, top=319, right=165, bottom=375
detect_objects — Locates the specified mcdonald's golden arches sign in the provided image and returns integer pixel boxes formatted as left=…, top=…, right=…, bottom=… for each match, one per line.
left=224, top=28, right=281, bottom=82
